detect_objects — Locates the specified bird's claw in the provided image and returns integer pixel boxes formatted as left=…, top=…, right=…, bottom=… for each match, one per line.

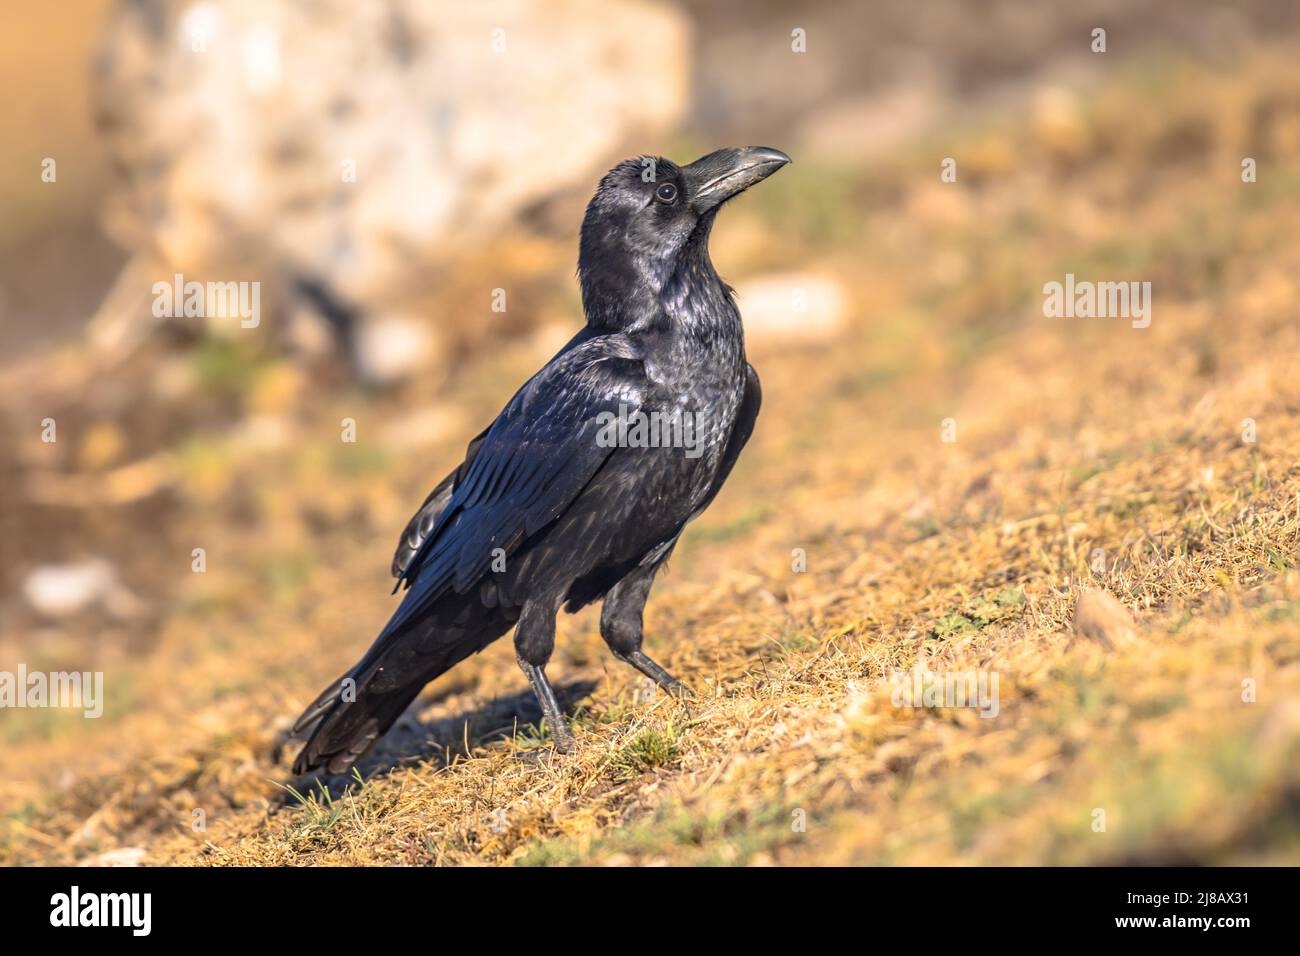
left=620, top=650, right=693, bottom=700
left=549, top=721, right=577, bottom=754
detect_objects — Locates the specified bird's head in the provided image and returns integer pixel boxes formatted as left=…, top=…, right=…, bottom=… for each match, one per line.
left=578, top=146, right=790, bottom=329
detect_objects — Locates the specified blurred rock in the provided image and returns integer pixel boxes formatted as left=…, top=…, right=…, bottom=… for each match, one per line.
left=93, top=0, right=690, bottom=382
left=1073, top=588, right=1137, bottom=651
left=78, top=847, right=147, bottom=867
left=354, top=314, right=440, bottom=387
left=22, top=558, right=143, bottom=619
left=734, top=271, right=848, bottom=345
left=1031, top=86, right=1091, bottom=163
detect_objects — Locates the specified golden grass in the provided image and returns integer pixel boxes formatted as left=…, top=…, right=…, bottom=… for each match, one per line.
left=3, top=45, right=1300, bottom=866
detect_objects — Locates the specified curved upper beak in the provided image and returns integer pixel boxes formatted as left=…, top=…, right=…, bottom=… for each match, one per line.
left=687, top=146, right=791, bottom=213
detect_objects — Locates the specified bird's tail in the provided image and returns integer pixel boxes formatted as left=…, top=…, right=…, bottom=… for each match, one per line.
left=290, top=666, right=426, bottom=776
left=292, top=598, right=513, bottom=775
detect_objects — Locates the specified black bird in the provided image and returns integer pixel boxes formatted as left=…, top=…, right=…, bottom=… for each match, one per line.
left=293, top=146, right=790, bottom=774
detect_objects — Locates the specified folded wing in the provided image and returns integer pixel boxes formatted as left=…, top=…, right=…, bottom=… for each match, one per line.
left=381, top=336, right=647, bottom=639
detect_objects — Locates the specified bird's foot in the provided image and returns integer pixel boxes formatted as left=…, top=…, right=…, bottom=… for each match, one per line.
left=518, top=658, right=577, bottom=754
left=547, top=717, right=577, bottom=754
left=618, top=650, right=694, bottom=699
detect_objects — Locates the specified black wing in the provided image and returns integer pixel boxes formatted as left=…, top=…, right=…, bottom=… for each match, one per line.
left=381, top=335, right=647, bottom=638
left=391, top=326, right=598, bottom=583
left=390, top=426, right=489, bottom=581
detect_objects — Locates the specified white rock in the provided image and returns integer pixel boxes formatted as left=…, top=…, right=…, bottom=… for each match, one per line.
left=734, top=272, right=848, bottom=345
left=78, top=847, right=147, bottom=867
left=94, top=0, right=691, bottom=377
left=22, top=560, right=118, bottom=618
left=354, top=315, right=438, bottom=387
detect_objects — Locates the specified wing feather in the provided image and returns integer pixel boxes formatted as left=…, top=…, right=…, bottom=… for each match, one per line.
left=381, top=337, right=646, bottom=638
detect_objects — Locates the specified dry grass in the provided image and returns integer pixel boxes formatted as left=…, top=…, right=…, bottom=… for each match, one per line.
left=3, top=46, right=1300, bottom=866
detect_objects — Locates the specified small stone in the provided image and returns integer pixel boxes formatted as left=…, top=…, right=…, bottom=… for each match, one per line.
left=23, top=560, right=118, bottom=618
left=354, top=315, right=437, bottom=387
left=79, top=847, right=147, bottom=868
left=1073, top=588, right=1137, bottom=650
left=736, top=272, right=847, bottom=346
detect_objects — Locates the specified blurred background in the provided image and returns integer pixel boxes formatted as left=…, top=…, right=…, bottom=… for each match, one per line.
left=3, top=1, right=1300, bottom=865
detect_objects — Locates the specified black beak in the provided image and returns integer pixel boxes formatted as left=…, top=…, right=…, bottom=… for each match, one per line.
left=687, top=146, right=791, bottom=214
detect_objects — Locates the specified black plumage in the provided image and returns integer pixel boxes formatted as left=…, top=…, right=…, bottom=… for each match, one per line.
left=293, top=146, right=790, bottom=774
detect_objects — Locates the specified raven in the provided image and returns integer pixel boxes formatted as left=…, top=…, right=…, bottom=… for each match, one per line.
left=293, top=146, right=790, bottom=774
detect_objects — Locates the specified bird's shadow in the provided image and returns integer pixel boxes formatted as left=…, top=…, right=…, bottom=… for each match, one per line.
left=275, top=678, right=598, bottom=804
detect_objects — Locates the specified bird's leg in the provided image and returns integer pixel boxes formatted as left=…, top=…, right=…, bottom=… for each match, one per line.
left=601, top=559, right=693, bottom=698
left=514, top=596, right=576, bottom=753
left=517, top=658, right=576, bottom=753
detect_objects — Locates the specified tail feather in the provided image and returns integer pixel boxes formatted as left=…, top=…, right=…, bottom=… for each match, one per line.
left=292, top=674, right=353, bottom=736
left=292, top=596, right=514, bottom=775
left=292, top=676, right=425, bottom=775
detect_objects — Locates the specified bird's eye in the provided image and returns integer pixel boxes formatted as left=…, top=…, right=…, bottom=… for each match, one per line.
left=655, top=182, right=678, bottom=204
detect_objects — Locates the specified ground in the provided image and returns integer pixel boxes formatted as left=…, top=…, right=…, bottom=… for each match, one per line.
left=2, top=44, right=1299, bottom=866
